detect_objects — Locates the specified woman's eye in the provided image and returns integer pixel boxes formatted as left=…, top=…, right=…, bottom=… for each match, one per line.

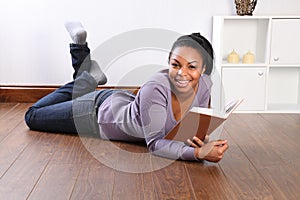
left=189, top=65, right=197, bottom=69
left=171, top=63, right=179, bottom=67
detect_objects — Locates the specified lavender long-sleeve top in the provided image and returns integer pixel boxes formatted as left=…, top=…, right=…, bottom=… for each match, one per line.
left=97, top=69, right=212, bottom=161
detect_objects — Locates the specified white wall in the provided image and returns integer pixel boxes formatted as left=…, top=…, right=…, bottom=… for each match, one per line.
left=0, top=0, right=300, bottom=86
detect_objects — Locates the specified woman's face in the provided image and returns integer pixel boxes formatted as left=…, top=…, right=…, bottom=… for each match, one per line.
left=169, top=46, right=205, bottom=96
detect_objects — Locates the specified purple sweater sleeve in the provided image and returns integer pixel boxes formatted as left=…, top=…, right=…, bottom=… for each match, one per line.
left=138, top=82, right=199, bottom=161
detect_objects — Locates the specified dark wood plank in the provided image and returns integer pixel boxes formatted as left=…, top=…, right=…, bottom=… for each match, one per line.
left=248, top=114, right=300, bottom=199
left=238, top=113, right=300, bottom=165
left=222, top=113, right=300, bottom=199
left=114, top=142, right=150, bottom=172
left=70, top=165, right=114, bottom=200
left=0, top=103, right=73, bottom=199
left=113, top=171, right=157, bottom=200
left=0, top=133, right=54, bottom=199
left=50, top=135, right=137, bottom=168
left=258, top=163, right=300, bottom=200
left=49, top=134, right=99, bottom=166
left=259, top=113, right=300, bottom=148
left=0, top=121, right=37, bottom=177
left=1, top=103, right=31, bottom=121
left=0, top=103, right=18, bottom=119
left=44, top=136, right=111, bottom=197
left=185, top=161, right=236, bottom=200
left=218, top=130, right=274, bottom=200
left=0, top=103, right=31, bottom=142
left=28, top=164, right=81, bottom=200
left=112, top=142, right=158, bottom=200
left=223, top=113, right=285, bottom=167
left=151, top=161, right=196, bottom=199
left=0, top=119, right=22, bottom=142
left=48, top=136, right=118, bottom=199
left=0, top=102, right=63, bottom=199
left=287, top=113, right=300, bottom=121
left=0, top=104, right=37, bottom=177
left=185, top=119, right=275, bottom=200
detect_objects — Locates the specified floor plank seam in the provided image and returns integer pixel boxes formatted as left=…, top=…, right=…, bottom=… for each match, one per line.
left=183, top=162, right=197, bottom=200
left=0, top=120, right=23, bottom=144
left=0, top=103, right=19, bottom=120
left=111, top=169, right=118, bottom=200
left=224, top=122, right=278, bottom=197
left=68, top=165, right=82, bottom=200
left=25, top=150, right=55, bottom=199
left=69, top=164, right=88, bottom=200
left=0, top=136, right=31, bottom=180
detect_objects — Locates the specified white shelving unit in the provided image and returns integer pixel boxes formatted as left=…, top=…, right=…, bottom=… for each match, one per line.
left=211, top=16, right=300, bottom=113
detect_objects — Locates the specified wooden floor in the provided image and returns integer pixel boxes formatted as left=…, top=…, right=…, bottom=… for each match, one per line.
left=0, top=103, right=300, bottom=200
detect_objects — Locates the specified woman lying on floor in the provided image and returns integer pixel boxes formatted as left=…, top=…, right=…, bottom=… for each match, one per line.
left=25, top=22, right=228, bottom=162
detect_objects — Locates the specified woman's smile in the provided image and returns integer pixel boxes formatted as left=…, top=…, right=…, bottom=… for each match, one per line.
left=174, top=77, right=190, bottom=88
left=168, top=46, right=205, bottom=96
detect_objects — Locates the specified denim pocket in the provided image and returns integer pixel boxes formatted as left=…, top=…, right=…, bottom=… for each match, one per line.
left=73, top=91, right=100, bottom=137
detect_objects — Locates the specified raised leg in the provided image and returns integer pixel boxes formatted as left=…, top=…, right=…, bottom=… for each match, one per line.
left=70, top=43, right=91, bottom=79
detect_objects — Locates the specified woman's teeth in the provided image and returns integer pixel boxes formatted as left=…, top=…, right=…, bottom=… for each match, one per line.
left=176, top=79, right=189, bottom=87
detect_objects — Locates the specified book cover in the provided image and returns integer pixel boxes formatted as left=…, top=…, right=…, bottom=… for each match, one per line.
left=164, top=99, right=243, bottom=142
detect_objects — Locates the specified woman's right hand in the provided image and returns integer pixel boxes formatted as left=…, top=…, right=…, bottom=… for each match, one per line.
left=194, top=140, right=229, bottom=163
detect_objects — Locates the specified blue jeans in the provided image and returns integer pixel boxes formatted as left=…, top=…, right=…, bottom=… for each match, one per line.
left=25, top=44, right=113, bottom=137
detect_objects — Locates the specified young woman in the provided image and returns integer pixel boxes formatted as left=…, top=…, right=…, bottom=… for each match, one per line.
left=25, top=22, right=228, bottom=162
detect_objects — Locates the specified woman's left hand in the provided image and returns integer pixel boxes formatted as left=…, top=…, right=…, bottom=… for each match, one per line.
left=188, top=136, right=229, bottom=162
left=195, top=140, right=229, bottom=162
left=186, top=136, right=209, bottom=148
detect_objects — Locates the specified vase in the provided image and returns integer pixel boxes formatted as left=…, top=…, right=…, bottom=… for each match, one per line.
left=234, top=0, right=257, bottom=16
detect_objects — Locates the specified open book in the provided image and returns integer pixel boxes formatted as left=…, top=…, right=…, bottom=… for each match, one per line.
left=164, top=99, right=243, bottom=142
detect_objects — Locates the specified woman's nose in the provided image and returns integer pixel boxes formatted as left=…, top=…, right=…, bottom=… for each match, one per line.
left=177, top=67, right=187, bottom=75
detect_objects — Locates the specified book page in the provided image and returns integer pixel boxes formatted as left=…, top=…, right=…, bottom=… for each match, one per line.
left=224, top=99, right=244, bottom=118
left=189, top=99, right=243, bottom=118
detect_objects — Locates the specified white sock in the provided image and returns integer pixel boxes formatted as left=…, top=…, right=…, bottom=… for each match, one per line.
left=90, top=60, right=107, bottom=85
left=64, top=21, right=87, bottom=45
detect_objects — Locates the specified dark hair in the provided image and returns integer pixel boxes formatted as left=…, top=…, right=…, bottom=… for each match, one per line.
left=168, top=33, right=214, bottom=75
